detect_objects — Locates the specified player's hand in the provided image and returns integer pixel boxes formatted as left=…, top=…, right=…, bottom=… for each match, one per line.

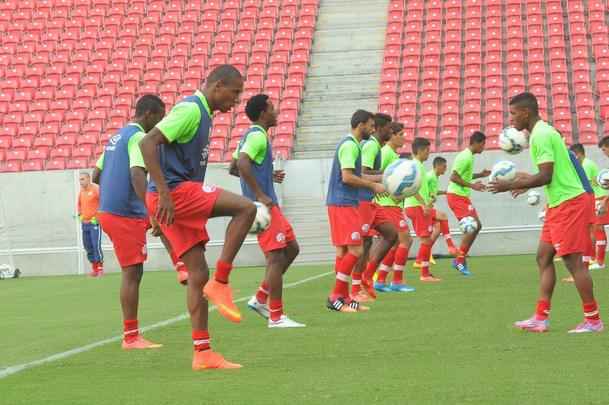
left=471, top=181, right=486, bottom=192
left=480, top=169, right=491, bottom=177
left=257, top=193, right=273, bottom=209
left=488, top=180, right=511, bottom=193
left=273, top=169, right=286, bottom=184
left=511, top=188, right=527, bottom=198
left=150, top=216, right=162, bottom=237
left=372, top=183, right=386, bottom=195
left=156, top=190, right=175, bottom=225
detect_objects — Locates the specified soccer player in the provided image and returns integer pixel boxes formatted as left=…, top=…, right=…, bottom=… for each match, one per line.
left=427, top=157, right=459, bottom=256
left=139, top=65, right=257, bottom=369
left=94, top=95, right=166, bottom=349
left=489, top=91, right=603, bottom=333
left=372, top=122, right=414, bottom=292
left=326, top=109, right=385, bottom=312
left=404, top=138, right=441, bottom=282
left=446, top=131, right=490, bottom=276
left=569, top=143, right=606, bottom=270
left=229, top=94, right=304, bottom=328
left=357, top=113, right=398, bottom=299
left=77, top=172, right=103, bottom=276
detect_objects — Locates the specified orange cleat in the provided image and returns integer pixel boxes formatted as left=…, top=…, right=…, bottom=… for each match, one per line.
left=361, top=278, right=377, bottom=299
left=203, top=279, right=242, bottom=323
left=192, top=350, right=242, bottom=370
left=420, top=275, right=442, bottom=282
left=121, top=335, right=163, bottom=350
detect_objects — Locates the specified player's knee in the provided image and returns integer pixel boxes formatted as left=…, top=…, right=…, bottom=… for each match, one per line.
left=243, top=200, right=257, bottom=219
left=348, top=245, right=363, bottom=257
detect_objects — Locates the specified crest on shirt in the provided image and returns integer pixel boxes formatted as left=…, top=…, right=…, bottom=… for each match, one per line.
left=351, top=232, right=361, bottom=241
left=203, top=184, right=217, bottom=193
left=276, top=233, right=285, bottom=243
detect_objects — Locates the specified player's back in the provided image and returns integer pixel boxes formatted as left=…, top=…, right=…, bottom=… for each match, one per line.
left=326, top=134, right=361, bottom=207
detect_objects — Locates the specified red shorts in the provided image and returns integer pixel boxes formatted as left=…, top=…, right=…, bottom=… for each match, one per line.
left=359, top=201, right=391, bottom=237
left=382, top=206, right=410, bottom=232
left=258, top=206, right=296, bottom=253
left=541, top=193, right=593, bottom=257
left=146, top=181, right=221, bottom=259
left=98, top=212, right=149, bottom=268
left=595, top=197, right=609, bottom=225
left=446, top=193, right=478, bottom=220
left=327, top=205, right=363, bottom=246
left=405, top=206, right=434, bottom=237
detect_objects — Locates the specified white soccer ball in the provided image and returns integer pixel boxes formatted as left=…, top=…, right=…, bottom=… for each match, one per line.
left=499, top=127, right=528, bottom=155
left=538, top=210, right=546, bottom=222
left=527, top=190, right=541, bottom=206
left=459, top=216, right=479, bottom=234
left=382, top=159, right=422, bottom=198
left=249, top=202, right=271, bottom=234
left=489, top=160, right=516, bottom=182
left=597, top=169, right=609, bottom=190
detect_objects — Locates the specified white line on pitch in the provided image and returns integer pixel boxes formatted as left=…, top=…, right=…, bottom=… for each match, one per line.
left=0, top=271, right=333, bottom=379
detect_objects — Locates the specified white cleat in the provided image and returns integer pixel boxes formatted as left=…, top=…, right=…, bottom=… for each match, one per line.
left=589, top=262, right=605, bottom=270
left=268, top=315, right=306, bottom=328
left=247, top=296, right=270, bottom=319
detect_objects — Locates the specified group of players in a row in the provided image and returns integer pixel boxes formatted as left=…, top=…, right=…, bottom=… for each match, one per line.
left=92, top=64, right=608, bottom=371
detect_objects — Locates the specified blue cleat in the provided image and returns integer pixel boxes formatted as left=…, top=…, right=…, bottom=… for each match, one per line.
left=389, top=283, right=416, bottom=292
left=374, top=282, right=392, bottom=292
left=452, top=259, right=472, bottom=276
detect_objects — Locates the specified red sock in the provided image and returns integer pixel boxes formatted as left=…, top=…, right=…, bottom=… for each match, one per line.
left=255, top=281, right=269, bottom=304
left=363, top=260, right=380, bottom=281
left=351, top=270, right=362, bottom=294
left=123, top=319, right=139, bottom=343
left=456, top=243, right=469, bottom=265
left=214, top=260, right=232, bottom=283
left=440, top=220, right=456, bottom=249
left=382, top=248, right=396, bottom=267
left=583, top=300, right=600, bottom=322
left=269, top=298, right=283, bottom=321
left=392, top=245, right=408, bottom=284
left=535, top=299, right=551, bottom=321
left=192, top=329, right=210, bottom=352
left=334, top=256, right=342, bottom=273
left=332, top=253, right=357, bottom=298
left=417, top=243, right=432, bottom=277
left=595, top=228, right=607, bottom=265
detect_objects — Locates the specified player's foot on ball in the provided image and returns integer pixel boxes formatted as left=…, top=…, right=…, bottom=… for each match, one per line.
left=326, top=296, right=357, bottom=313
left=268, top=315, right=306, bottom=328
left=351, top=290, right=375, bottom=303
left=420, top=275, right=442, bottom=282
left=247, top=296, right=269, bottom=319
left=389, top=283, right=416, bottom=292
left=122, top=335, right=163, bottom=350
left=361, top=279, right=377, bottom=300
left=514, top=316, right=549, bottom=333
left=568, top=320, right=604, bottom=334
left=561, top=276, right=575, bottom=283
left=374, top=281, right=392, bottom=292
left=192, top=350, right=242, bottom=370
left=589, top=262, right=605, bottom=270
left=203, top=280, right=242, bottom=323
left=452, top=259, right=472, bottom=276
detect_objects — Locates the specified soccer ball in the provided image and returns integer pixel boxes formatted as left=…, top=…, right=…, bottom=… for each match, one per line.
left=459, top=216, right=479, bottom=234
left=499, top=127, right=528, bottom=154
left=527, top=190, right=541, bottom=206
left=249, top=202, right=271, bottom=234
left=538, top=210, right=546, bottom=222
left=489, top=160, right=516, bottom=182
left=383, top=159, right=422, bottom=198
left=597, top=169, right=609, bottom=190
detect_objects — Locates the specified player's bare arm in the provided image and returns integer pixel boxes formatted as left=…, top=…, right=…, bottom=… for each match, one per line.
left=228, top=159, right=240, bottom=177
left=473, top=169, right=491, bottom=179
left=450, top=171, right=485, bottom=191
left=139, top=128, right=174, bottom=225
left=130, top=166, right=148, bottom=203
left=341, top=169, right=385, bottom=194
left=237, top=152, right=273, bottom=207
left=489, top=162, right=553, bottom=193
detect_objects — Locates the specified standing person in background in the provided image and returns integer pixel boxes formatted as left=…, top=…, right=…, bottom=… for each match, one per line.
left=77, top=172, right=103, bottom=277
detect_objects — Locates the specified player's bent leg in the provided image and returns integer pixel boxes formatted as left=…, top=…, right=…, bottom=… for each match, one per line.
left=418, top=236, right=441, bottom=282
left=160, top=233, right=188, bottom=286
left=327, top=244, right=367, bottom=313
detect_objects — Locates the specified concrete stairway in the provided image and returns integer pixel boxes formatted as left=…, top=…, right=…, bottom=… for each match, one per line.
left=293, top=0, right=389, bottom=159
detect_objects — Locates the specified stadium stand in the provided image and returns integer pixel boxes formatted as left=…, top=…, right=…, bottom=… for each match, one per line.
left=379, top=0, right=609, bottom=152
left=0, top=0, right=319, bottom=172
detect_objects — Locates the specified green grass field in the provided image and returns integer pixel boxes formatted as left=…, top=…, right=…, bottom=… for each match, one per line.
left=2, top=255, right=609, bottom=405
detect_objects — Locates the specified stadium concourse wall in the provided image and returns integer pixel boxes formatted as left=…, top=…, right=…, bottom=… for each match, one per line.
left=0, top=147, right=606, bottom=277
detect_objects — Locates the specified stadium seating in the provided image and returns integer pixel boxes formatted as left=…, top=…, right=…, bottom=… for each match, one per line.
left=0, top=0, right=318, bottom=172
left=380, top=0, right=609, bottom=152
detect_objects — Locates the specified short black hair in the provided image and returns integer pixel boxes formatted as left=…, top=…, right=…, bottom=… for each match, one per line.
left=374, top=113, right=392, bottom=129
left=509, top=92, right=539, bottom=115
left=135, top=94, right=165, bottom=116
left=206, top=64, right=243, bottom=86
left=598, top=136, right=609, bottom=149
left=470, top=131, right=486, bottom=145
left=245, top=93, right=270, bottom=122
left=433, top=156, right=447, bottom=167
left=351, top=109, right=374, bottom=129
left=569, top=143, right=585, bottom=156
left=412, top=137, right=431, bottom=154
left=390, top=122, right=404, bottom=134
left=399, top=152, right=412, bottom=159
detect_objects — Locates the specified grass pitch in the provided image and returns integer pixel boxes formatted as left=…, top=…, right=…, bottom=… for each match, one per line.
left=2, top=256, right=609, bottom=405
